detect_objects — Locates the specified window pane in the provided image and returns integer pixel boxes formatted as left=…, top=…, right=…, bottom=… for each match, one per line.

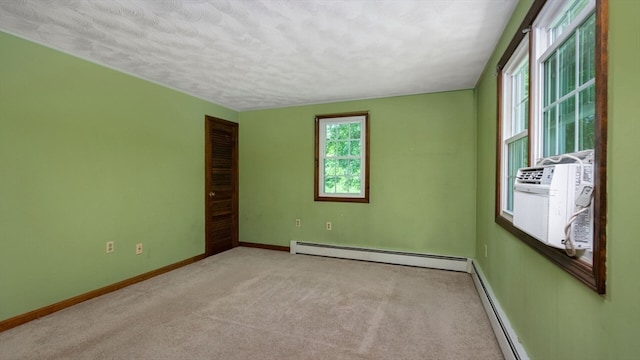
left=579, top=84, right=595, bottom=150
left=522, top=98, right=529, bottom=130
left=349, top=159, right=361, bottom=176
left=520, top=66, right=529, bottom=133
left=349, top=122, right=361, bottom=139
left=335, top=176, right=348, bottom=192
left=337, top=124, right=349, bottom=140
left=510, top=61, right=529, bottom=136
left=324, top=159, right=337, bottom=176
left=579, top=14, right=596, bottom=85
left=513, top=99, right=529, bottom=134
left=559, top=97, right=576, bottom=153
left=558, top=34, right=577, bottom=98
left=544, top=56, right=557, bottom=107
left=325, top=141, right=336, bottom=156
left=348, top=177, right=361, bottom=193
left=336, top=140, right=349, bottom=156
left=550, top=0, right=590, bottom=42
left=522, top=64, right=529, bottom=98
left=543, top=107, right=557, bottom=157
left=327, top=124, right=339, bottom=140
left=324, top=177, right=336, bottom=193
left=349, top=140, right=360, bottom=156
left=336, top=159, right=348, bottom=175
left=507, top=136, right=528, bottom=213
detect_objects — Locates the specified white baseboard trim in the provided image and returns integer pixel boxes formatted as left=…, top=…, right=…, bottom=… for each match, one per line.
left=471, top=259, right=529, bottom=360
left=290, top=241, right=527, bottom=360
left=290, top=241, right=471, bottom=273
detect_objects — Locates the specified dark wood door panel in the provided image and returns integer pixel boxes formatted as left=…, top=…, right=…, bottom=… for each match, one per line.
left=208, top=199, right=233, bottom=216
left=205, top=116, right=238, bottom=257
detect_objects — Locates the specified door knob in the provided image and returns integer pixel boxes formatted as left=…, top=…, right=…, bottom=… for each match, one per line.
left=209, top=192, right=215, bottom=197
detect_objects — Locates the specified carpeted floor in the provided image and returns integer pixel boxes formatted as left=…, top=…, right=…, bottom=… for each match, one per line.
left=0, top=247, right=503, bottom=359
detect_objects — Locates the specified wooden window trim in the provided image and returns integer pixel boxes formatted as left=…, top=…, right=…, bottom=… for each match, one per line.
left=314, top=111, right=370, bottom=203
left=494, top=0, right=608, bottom=294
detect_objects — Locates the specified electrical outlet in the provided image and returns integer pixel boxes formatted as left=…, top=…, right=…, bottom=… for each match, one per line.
left=326, top=221, right=332, bottom=231
left=295, top=219, right=301, bottom=227
left=106, top=241, right=114, bottom=254
left=484, top=244, right=488, bottom=258
left=136, top=243, right=143, bottom=255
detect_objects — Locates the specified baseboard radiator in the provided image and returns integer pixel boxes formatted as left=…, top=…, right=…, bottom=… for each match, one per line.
left=471, top=260, right=529, bottom=360
left=290, top=241, right=471, bottom=273
left=290, top=241, right=528, bottom=360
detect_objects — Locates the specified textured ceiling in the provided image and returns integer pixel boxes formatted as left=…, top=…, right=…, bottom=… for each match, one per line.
left=0, top=0, right=517, bottom=111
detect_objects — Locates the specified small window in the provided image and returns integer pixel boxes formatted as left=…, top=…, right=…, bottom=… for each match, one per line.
left=314, top=112, right=369, bottom=203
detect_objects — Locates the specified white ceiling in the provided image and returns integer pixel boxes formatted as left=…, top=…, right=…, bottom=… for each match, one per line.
left=0, top=0, right=517, bottom=111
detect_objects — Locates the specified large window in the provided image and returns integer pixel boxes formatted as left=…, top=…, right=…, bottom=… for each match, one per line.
left=314, top=112, right=370, bottom=203
left=495, top=0, right=607, bottom=293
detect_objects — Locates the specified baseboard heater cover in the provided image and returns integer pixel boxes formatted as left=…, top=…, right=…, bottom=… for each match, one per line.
left=290, top=241, right=471, bottom=273
left=471, top=260, right=529, bottom=360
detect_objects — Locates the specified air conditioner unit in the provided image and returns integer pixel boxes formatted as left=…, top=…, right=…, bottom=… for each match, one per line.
left=513, top=163, right=593, bottom=250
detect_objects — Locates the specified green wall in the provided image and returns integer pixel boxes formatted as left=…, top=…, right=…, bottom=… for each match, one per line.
left=0, top=32, right=238, bottom=321
left=474, top=1, right=640, bottom=359
left=239, top=91, right=477, bottom=257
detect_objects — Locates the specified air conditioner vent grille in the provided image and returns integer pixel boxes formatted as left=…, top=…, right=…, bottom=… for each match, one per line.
left=516, top=168, right=547, bottom=184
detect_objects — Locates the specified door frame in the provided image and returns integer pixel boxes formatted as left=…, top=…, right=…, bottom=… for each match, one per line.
left=204, top=115, right=239, bottom=257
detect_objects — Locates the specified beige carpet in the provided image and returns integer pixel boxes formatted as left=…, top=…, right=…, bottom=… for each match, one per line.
left=0, top=247, right=503, bottom=359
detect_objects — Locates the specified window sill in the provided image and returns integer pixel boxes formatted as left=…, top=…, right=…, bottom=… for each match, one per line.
left=314, top=195, right=369, bottom=203
left=494, top=215, right=598, bottom=292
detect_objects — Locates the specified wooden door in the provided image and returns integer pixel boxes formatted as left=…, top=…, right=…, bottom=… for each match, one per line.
left=204, top=116, right=238, bottom=256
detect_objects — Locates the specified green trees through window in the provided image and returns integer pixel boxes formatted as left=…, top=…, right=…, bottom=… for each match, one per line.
left=315, top=112, right=369, bottom=203
left=324, top=122, right=362, bottom=194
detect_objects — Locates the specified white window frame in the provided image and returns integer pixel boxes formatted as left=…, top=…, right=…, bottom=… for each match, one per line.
left=314, top=112, right=369, bottom=203
left=500, top=38, right=530, bottom=217
left=495, top=0, right=607, bottom=294
left=531, top=0, right=596, bottom=161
